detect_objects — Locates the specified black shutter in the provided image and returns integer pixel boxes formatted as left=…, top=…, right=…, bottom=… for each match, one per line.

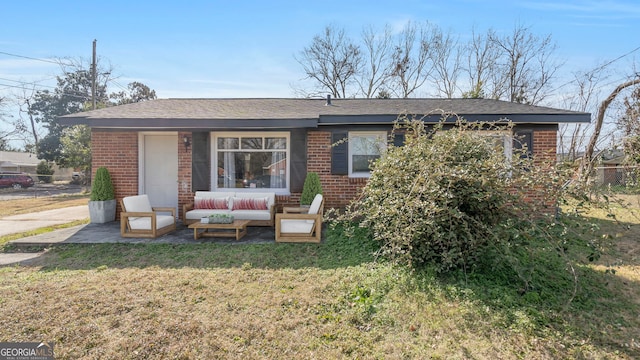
left=331, top=131, right=348, bottom=175
left=513, top=131, right=533, bottom=158
left=192, top=132, right=210, bottom=191
left=290, top=129, right=307, bottom=193
left=393, top=133, right=405, bottom=147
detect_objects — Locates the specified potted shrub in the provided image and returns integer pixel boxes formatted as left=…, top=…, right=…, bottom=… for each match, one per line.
left=88, top=167, right=116, bottom=223
left=300, top=172, right=323, bottom=206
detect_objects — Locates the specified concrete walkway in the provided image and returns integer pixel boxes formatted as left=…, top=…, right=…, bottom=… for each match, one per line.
left=1, top=206, right=276, bottom=266
left=0, top=205, right=89, bottom=237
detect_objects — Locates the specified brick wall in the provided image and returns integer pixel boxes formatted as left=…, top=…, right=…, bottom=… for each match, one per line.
left=533, top=130, right=557, bottom=163
left=91, top=130, right=138, bottom=217
left=528, top=129, right=558, bottom=212
left=308, top=130, right=367, bottom=209
left=96, top=127, right=560, bottom=219
left=283, top=128, right=560, bottom=211
left=178, top=132, right=192, bottom=219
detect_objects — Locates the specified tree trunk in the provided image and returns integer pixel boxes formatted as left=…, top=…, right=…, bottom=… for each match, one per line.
left=579, top=77, right=640, bottom=183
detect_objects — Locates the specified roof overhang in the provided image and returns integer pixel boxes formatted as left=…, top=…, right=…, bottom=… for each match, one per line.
left=318, top=113, right=591, bottom=125
left=59, top=117, right=319, bottom=129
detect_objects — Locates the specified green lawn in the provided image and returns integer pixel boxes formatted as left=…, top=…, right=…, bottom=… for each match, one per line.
left=1, top=204, right=639, bottom=359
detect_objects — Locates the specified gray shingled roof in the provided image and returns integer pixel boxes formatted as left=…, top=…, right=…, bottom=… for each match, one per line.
left=58, top=98, right=591, bottom=129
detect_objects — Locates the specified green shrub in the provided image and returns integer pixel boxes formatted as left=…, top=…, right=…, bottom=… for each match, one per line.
left=338, top=116, right=566, bottom=273
left=90, top=167, right=115, bottom=201
left=36, top=160, right=54, bottom=183
left=300, top=172, right=323, bottom=205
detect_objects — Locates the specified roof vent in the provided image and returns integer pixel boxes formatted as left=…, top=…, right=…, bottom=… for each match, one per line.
left=325, top=94, right=332, bottom=106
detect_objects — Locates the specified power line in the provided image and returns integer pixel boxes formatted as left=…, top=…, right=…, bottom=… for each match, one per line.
left=0, top=50, right=74, bottom=66
left=0, top=82, right=92, bottom=100
left=0, top=77, right=58, bottom=89
left=551, top=45, right=640, bottom=93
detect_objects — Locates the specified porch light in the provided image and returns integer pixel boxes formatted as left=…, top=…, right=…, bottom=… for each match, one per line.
left=183, top=135, right=191, bottom=151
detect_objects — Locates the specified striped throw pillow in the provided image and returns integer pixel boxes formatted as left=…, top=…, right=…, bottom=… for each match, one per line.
left=232, top=197, right=269, bottom=210
left=194, top=197, right=229, bottom=210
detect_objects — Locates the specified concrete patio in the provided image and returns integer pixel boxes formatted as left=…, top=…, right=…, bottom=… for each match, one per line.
left=0, top=205, right=302, bottom=266
left=8, top=221, right=277, bottom=246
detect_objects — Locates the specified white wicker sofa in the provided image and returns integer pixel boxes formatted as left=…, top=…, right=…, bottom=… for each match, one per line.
left=182, top=191, right=276, bottom=227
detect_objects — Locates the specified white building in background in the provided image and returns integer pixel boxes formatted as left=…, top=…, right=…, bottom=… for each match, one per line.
left=0, top=151, right=40, bottom=174
left=0, top=151, right=74, bottom=181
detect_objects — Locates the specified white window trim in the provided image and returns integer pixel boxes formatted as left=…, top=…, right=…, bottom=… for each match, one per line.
left=348, top=131, right=387, bottom=178
left=212, top=131, right=291, bottom=195
left=479, top=130, right=513, bottom=160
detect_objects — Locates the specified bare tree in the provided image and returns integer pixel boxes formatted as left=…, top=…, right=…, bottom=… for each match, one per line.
left=462, top=28, right=500, bottom=99
left=428, top=27, right=462, bottom=98
left=619, top=82, right=640, bottom=164
left=557, top=69, right=604, bottom=162
left=357, top=25, right=394, bottom=98
left=489, top=24, right=562, bottom=104
left=293, top=22, right=563, bottom=103
left=579, top=77, right=640, bottom=183
left=0, top=96, right=22, bottom=150
left=295, top=25, right=362, bottom=98
left=388, top=21, right=434, bottom=98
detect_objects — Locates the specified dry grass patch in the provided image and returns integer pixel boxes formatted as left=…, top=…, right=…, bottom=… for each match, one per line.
left=0, top=199, right=639, bottom=359
left=0, top=194, right=89, bottom=217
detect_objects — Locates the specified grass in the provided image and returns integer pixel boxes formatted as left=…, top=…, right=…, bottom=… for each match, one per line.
left=0, top=195, right=639, bottom=359
left=0, top=193, right=89, bottom=217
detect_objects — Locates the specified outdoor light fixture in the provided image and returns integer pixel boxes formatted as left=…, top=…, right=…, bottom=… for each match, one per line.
left=183, top=135, right=191, bottom=151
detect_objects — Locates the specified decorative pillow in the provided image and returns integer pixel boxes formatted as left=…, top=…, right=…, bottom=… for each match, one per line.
left=232, top=197, right=269, bottom=211
left=194, top=197, right=229, bottom=210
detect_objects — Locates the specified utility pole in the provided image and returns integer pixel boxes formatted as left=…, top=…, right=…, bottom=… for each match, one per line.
left=92, top=39, right=97, bottom=110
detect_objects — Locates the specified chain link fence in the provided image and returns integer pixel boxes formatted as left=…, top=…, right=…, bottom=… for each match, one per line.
left=593, top=165, right=640, bottom=191
left=0, top=172, right=88, bottom=198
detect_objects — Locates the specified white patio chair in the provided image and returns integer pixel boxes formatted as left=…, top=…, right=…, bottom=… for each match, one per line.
left=275, top=194, right=324, bottom=243
left=120, top=194, right=177, bottom=238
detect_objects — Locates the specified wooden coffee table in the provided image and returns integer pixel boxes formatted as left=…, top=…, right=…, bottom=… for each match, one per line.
left=188, top=220, right=251, bottom=240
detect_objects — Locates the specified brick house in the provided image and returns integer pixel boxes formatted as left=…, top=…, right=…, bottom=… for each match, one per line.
left=59, top=97, right=590, bottom=220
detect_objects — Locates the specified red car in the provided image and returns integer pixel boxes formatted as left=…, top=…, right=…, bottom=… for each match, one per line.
left=0, top=171, right=35, bottom=189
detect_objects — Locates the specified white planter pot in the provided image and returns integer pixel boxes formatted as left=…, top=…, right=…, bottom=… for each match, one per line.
left=88, top=199, right=117, bottom=224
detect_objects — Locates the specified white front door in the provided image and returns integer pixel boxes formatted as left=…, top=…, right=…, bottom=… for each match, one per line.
left=141, top=134, right=178, bottom=212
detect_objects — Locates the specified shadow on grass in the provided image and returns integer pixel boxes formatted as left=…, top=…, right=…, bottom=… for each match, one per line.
left=405, top=214, right=640, bottom=359
left=27, top=224, right=380, bottom=271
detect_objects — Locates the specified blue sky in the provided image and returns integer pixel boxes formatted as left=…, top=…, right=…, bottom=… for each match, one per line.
left=0, top=0, right=638, bottom=136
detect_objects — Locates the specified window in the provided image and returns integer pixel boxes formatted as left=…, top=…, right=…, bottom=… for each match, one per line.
left=348, top=131, right=387, bottom=177
left=482, top=131, right=513, bottom=160
left=214, top=132, right=289, bottom=192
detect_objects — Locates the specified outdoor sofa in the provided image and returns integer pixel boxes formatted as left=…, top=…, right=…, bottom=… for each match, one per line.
left=182, top=191, right=276, bottom=226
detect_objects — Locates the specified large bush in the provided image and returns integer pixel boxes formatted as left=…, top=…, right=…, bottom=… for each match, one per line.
left=36, top=160, right=54, bottom=183
left=340, top=117, right=564, bottom=273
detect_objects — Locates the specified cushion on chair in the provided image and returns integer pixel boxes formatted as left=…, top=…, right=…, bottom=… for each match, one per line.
left=280, top=219, right=314, bottom=234
left=122, top=194, right=153, bottom=213
left=185, top=209, right=230, bottom=221
left=308, top=194, right=323, bottom=215
left=305, top=194, right=324, bottom=224
left=231, top=209, right=272, bottom=221
left=128, top=215, right=175, bottom=230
